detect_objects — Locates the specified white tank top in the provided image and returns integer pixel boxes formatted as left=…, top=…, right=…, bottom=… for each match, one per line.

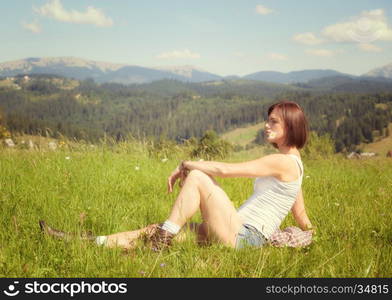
left=237, top=154, right=303, bottom=239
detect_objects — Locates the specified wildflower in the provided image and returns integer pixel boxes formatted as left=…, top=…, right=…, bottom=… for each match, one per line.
left=139, top=271, right=146, bottom=275
left=334, top=202, right=340, bottom=206
left=305, top=175, right=310, bottom=179
left=65, top=156, right=71, bottom=160
left=135, top=166, right=140, bottom=171
left=161, top=158, right=168, bottom=163
left=160, top=263, right=166, bottom=267
left=79, top=212, right=86, bottom=221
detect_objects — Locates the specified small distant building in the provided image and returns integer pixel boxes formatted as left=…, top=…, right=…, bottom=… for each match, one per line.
left=48, top=141, right=57, bottom=150
left=28, top=140, right=35, bottom=150
left=360, top=152, right=376, bottom=158
left=3, top=138, right=15, bottom=147
left=347, top=152, right=360, bottom=159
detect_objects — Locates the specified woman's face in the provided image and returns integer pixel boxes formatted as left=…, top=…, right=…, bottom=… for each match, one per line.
left=265, top=108, right=286, bottom=146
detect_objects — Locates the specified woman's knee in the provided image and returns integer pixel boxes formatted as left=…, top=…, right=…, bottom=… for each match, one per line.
left=187, top=169, right=208, bottom=182
left=186, top=169, right=219, bottom=187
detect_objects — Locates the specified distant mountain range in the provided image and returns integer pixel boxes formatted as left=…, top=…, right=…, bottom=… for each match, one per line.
left=243, top=69, right=355, bottom=83
left=0, top=57, right=391, bottom=85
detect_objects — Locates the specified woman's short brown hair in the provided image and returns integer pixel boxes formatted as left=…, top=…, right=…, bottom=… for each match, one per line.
left=268, top=100, right=309, bottom=149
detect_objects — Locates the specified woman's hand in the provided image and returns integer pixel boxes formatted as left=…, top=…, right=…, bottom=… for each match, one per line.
left=179, top=161, right=189, bottom=187
left=167, top=161, right=189, bottom=193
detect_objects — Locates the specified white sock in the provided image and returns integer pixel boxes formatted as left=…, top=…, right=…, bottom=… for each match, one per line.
left=95, top=235, right=108, bottom=246
left=160, top=220, right=181, bottom=235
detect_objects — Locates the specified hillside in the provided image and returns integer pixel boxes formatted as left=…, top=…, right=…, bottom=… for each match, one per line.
left=221, top=122, right=265, bottom=147
left=1, top=74, right=392, bottom=154
left=294, top=76, right=392, bottom=93
left=362, top=123, right=392, bottom=156
left=0, top=75, right=273, bottom=142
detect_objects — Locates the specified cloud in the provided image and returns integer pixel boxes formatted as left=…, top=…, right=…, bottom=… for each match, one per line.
left=268, top=53, right=288, bottom=60
left=34, top=0, right=113, bottom=27
left=322, top=9, right=392, bottom=43
left=156, top=49, right=201, bottom=59
left=292, top=32, right=324, bottom=45
left=305, top=49, right=341, bottom=57
left=358, top=43, right=382, bottom=52
left=22, top=21, right=42, bottom=34
left=255, top=5, right=274, bottom=15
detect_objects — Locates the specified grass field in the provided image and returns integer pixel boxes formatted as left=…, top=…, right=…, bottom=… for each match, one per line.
left=1, top=143, right=392, bottom=277
left=220, top=122, right=264, bottom=147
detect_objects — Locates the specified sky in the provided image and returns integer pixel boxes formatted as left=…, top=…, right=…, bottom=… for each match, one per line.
left=1, top=0, right=392, bottom=76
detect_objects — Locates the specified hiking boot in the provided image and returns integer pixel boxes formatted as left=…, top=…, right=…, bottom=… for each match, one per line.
left=39, top=220, right=95, bottom=242
left=149, top=225, right=175, bottom=252
left=140, top=224, right=159, bottom=243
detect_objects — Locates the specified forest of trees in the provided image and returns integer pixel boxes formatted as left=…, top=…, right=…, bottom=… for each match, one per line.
left=1, top=74, right=391, bottom=152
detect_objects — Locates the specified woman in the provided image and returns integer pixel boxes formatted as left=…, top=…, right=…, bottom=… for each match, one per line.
left=40, top=100, right=313, bottom=250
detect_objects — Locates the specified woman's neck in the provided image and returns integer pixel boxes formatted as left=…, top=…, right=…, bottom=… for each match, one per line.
left=277, top=144, right=300, bottom=156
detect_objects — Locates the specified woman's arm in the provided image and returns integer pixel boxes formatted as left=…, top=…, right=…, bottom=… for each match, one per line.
left=291, top=188, right=313, bottom=231
left=182, top=154, right=295, bottom=179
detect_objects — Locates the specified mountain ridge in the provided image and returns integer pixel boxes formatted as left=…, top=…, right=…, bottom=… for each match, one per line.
left=1, top=56, right=391, bottom=84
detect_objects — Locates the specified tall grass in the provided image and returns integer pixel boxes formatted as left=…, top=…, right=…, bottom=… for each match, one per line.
left=0, top=141, right=391, bottom=277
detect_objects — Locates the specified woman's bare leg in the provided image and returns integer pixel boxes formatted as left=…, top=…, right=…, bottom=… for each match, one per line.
left=105, top=224, right=158, bottom=249
left=105, top=170, right=242, bottom=249
left=105, top=222, right=207, bottom=250
left=167, top=170, right=242, bottom=248
left=174, top=222, right=211, bottom=246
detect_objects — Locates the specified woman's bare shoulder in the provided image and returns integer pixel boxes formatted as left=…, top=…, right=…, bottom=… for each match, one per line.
left=258, top=153, right=294, bottom=163
left=258, top=154, right=299, bottom=181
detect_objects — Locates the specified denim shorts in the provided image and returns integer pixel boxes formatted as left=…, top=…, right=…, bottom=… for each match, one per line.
left=235, top=224, right=267, bottom=249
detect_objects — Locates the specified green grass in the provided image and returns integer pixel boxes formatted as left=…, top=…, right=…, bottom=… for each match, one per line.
left=0, top=144, right=392, bottom=277
left=221, top=122, right=265, bottom=147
